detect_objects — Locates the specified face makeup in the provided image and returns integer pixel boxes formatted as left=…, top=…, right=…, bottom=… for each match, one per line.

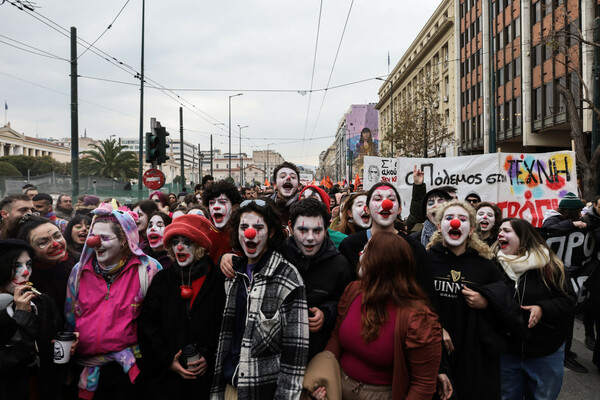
left=368, top=187, right=399, bottom=228
left=292, top=216, right=326, bottom=257
left=208, top=194, right=232, bottom=229
left=440, top=206, right=472, bottom=250
left=147, top=215, right=166, bottom=250
left=238, top=212, right=269, bottom=264
left=3, top=251, right=33, bottom=294
left=133, top=206, right=149, bottom=233
left=426, top=195, right=448, bottom=224
left=498, top=221, right=520, bottom=255
left=476, top=206, right=496, bottom=233
left=276, top=167, right=299, bottom=199
left=350, top=195, right=371, bottom=229
left=71, top=222, right=90, bottom=246
left=171, top=235, right=196, bottom=267
left=30, top=223, right=67, bottom=263
left=89, top=222, right=123, bottom=268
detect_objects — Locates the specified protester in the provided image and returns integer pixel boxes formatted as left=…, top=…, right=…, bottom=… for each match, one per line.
left=65, top=203, right=162, bottom=399
left=283, top=198, right=352, bottom=360
left=475, top=201, right=502, bottom=247
left=138, top=214, right=225, bottom=399
left=17, top=215, right=76, bottom=314
left=32, top=193, right=69, bottom=233
left=168, top=192, right=178, bottom=206
left=464, top=191, right=481, bottom=206
left=211, top=199, right=308, bottom=399
left=146, top=211, right=174, bottom=270
left=269, top=161, right=301, bottom=225
left=425, top=201, right=523, bottom=400
left=55, top=194, right=74, bottom=221
left=149, top=191, right=171, bottom=213
left=64, top=214, right=92, bottom=260
left=201, top=175, right=214, bottom=190
left=0, top=193, right=35, bottom=239
left=0, top=239, right=65, bottom=400
left=411, top=188, right=453, bottom=247
left=24, top=186, right=39, bottom=199
left=133, top=199, right=159, bottom=253
left=298, top=184, right=348, bottom=248
left=496, top=218, right=574, bottom=399
left=337, top=191, right=371, bottom=235
left=324, top=232, right=442, bottom=400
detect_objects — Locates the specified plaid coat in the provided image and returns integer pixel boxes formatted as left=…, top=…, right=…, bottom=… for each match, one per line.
left=210, top=251, right=309, bottom=400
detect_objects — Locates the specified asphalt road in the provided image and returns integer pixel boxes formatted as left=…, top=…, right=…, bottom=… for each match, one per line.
left=558, top=320, right=600, bottom=399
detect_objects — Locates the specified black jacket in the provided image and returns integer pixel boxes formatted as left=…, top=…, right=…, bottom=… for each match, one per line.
left=426, top=243, right=522, bottom=400
left=282, top=235, right=352, bottom=360
left=138, top=256, right=225, bottom=400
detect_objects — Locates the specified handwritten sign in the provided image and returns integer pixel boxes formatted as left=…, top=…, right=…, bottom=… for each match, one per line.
left=363, top=151, right=578, bottom=227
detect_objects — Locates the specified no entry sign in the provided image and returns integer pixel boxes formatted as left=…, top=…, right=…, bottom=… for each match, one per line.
left=143, top=168, right=165, bottom=190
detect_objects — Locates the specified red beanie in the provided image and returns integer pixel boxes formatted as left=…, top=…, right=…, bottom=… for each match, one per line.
left=299, top=185, right=331, bottom=213
left=163, top=214, right=215, bottom=252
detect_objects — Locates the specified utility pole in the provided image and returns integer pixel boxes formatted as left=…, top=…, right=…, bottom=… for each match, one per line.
left=238, top=125, right=248, bottom=186
left=179, top=107, right=185, bottom=191
left=488, top=0, right=497, bottom=153
left=593, top=18, right=600, bottom=192
left=70, top=27, right=79, bottom=198
left=210, top=135, right=213, bottom=176
left=137, top=0, right=146, bottom=194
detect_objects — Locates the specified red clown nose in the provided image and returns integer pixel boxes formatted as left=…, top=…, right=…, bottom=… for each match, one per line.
left=86, top=235, right=101, bottom=248
left=244, top=228, right=257, bottom=240
left=450, top=219, right=461, bottom=229
left=381, top=199, right=394, bottom=211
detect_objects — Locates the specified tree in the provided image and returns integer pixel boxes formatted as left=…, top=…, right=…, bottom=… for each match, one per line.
left=80, top=139, right=138, bottom=181
left=381, top=77, right=452, bottom=158
left=0, top=161, right=22, bottom=176
left=541, top=4, right=600, bottom=199
left=0, top=155, right=69, bottom=176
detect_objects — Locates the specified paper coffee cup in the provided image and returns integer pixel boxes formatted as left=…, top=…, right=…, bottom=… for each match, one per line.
left=181, top=344, right=200, bottom=369
left=54, top=332, right=76, bottom=364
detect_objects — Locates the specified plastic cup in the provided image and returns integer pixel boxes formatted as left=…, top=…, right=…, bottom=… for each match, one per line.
left=180, top=343, right=200, bottom=369
left=53, top=332, right=76, bottom=364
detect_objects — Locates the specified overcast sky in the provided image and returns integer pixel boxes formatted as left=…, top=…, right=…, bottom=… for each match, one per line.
left=1, top=0, right=440, bottom=167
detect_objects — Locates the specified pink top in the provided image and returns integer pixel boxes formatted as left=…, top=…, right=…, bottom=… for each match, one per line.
left=339, top=293, right=396, bottom=385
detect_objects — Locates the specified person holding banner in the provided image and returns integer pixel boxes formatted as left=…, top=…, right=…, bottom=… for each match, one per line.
left=496, top=218, right=573, bottom=400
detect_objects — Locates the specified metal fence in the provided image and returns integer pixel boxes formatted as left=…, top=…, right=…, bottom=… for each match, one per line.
left=0, top=173, right=184, bottom=203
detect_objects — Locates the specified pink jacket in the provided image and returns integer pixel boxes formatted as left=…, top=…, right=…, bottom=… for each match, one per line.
left=66, top=255, right=160, bottom=356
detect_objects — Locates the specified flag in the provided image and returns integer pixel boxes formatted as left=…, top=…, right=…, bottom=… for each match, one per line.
left=4, top=101, right=7, bottom=110
left=264, top=178, right=270, bottom=187
left=342, top=178, right=348, bottom=187
left=310, top=179, right=315, bottom=185
left=387, top=51, right=390, bottom=68
left=354, top=173, right=362, bottom=187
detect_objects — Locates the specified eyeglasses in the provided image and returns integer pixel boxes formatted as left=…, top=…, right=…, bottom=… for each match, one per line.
left=34, top=230, right=64, bottom=249
left=88, top=234, right=118, bottom=242
left=240, top=199, right=266, bottom=208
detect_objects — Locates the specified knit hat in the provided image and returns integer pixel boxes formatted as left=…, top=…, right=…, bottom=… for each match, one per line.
left=464, top=191, right=481, bottom=202
left=83, top=195, right=100, bottom=207
left=422, top=188, right=453, bottom=217
left=163, top=214, right=214, bottom=252
left=299, top=185, right=331, bottom=213
left=559, top=192, right=584, bottom=210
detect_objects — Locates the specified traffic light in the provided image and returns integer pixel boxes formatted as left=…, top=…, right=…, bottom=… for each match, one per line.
left=156, top=126, right=170, bottom=165
left=145, top=131, right=159, bottom=164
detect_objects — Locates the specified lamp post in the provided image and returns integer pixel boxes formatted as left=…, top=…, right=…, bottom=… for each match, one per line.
left=376, top=77, right=394, bottom=157
left=238, top=125, right=249, bottom=186
left=228, top=93, right=243, bottom=180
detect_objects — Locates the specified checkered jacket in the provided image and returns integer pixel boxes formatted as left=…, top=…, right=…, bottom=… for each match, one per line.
left=210, top=251, right=309, bottom=400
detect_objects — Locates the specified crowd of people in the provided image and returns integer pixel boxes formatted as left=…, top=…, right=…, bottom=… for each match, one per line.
left=0, top=161, right=599, bottom=400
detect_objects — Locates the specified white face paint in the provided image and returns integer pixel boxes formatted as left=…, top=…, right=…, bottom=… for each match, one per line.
left=146, top=215, right=166, bottom=249
left=171, top=235, right=196, bottom=267
left=3, top=251, right=32, bottom=294
left=238, top=212, right=269, bottom=264
left=133, top=206, right=149, bottom=233
left=439, top=206, right=472, bottom=249
left=476, top=206, right=496, bottom=233
left=351, top=195, right=371, bottom=229
left=292, top=215, right=326, bottom=257
left=90, top=222, right=124, bottom=269
left=208, top=194, right=232, bottom=229
left=172, top=210, right=186, bottom=220
left=187, top=209, right=205, bottom=217
left=426, top=195, right=448, bottom=224
left=498, top=221, right=520, bottom=255
left=368, top=187, right=399, bottom=228
left=276, top=167, right=299, bottom=199
left=30, top=223, right=67, bottom=264
left=300, top=188, right=317, bottom=201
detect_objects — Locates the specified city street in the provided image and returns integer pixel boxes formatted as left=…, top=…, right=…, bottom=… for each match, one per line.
left=559, top=321, right=600, bottom=399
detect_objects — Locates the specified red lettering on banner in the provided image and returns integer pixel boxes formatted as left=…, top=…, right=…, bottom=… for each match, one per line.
left=498, top=198, right=561, bottom=227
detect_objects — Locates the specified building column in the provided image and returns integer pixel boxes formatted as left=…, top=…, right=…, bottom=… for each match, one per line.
left=521, top=0, right=533, bottom=145
left=8, top=145, right=14, bottom=156
left=582, top=0, right=595, bottom=132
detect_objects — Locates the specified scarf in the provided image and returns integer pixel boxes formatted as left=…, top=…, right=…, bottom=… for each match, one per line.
left=421, top=219, right=437, bottom=247
left=496, top=247, right=550, bottom=283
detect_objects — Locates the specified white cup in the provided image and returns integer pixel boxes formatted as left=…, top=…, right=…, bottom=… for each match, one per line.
left=54, top=332, right=76, bottom=364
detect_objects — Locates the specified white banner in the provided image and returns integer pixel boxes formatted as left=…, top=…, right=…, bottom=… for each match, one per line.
left=363, top=151, right=578, bottom=227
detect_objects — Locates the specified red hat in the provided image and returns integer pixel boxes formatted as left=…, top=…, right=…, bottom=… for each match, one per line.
left=163, top=214, right=215, bottom=252
left=299, top=185, right=331, bottom=213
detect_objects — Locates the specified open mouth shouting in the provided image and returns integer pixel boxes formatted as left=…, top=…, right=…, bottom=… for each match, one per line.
left=176, top=252, right=190, bottom=263
left=78, top=231, right=88, bottom=241
left=498, top=238, right=509, bottom=250
left=244, top=240, right=258, bottom=254
left=213, top=213, right=224, bottom=224
left=282, top=181, right=294, bottom=191
left=479, top=220, right=490, bottom=229
left=448, top=228, right=463, bottom=241
left=148, top=233, right=162, bottom=246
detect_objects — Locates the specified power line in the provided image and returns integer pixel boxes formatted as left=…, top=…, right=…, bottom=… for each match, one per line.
left=0, top=35, right=67, bottom=60
left=78, top=0, right=131, bottom=60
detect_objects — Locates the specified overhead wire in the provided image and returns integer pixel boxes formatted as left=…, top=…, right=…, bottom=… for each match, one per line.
left=78, top=0, right=131, bottom=59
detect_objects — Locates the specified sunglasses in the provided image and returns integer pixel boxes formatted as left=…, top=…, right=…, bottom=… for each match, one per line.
left=240, top=199, right=266, bottom=208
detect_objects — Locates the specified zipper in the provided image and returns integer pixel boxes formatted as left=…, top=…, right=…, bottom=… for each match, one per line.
left=105, top=282, right=111, bottom=300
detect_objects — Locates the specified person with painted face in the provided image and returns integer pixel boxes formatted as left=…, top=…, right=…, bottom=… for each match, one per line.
left=202, top=180, right=243, bottom=264
left=65, top=204, right=162, bottom=400
left=475, top=202, right=502, bottom=247
left=283, top=198, right=352, bottom=360
left=425, top=201, right=523, bottom=400
left=146, top=212, right=174, bottom=270
left=138, top=214, right=225, bottom=400
left=65, top=214, right=92, bottom=260
left=149, top=191, right=171, bottom=214
left=298, top=184, right=348, bottom=248
left=411, top=188, right=453, bottom=247
left=495, top=218, right=573, bottom=399
left=0, top=239, right=65, bottom=400
left=211, top=199, right=309, bottom=399
left=17, top=215, right=77, bottom=315
left=269, top=161, right=301, bottom=226
left=133, top=199, right=159, bottom=253
left=338, top=191, right=371, bottom=235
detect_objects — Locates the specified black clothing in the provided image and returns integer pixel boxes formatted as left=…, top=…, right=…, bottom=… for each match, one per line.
left=282, top=235, right=352, bottom=359
left=542, top=213, right=576, bottom=231
left=426, top=243, right=522, bottom=400
left=31, top=252, right=77, bottom=315
left=405, top=183, right=426, bottom=232
left=138, top=256, right=225, bottom=400
left=146, top=249, right=174, bottom=270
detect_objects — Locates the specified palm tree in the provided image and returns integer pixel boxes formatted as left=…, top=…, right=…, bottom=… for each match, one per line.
left=80, top=139, right=138, bottom=180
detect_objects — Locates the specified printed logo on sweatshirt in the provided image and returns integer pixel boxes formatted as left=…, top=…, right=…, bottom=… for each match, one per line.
left=433, top=272, right=476, bottom=299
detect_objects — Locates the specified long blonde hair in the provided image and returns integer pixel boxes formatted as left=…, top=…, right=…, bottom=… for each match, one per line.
left=426, top=201, right=494, bottom=260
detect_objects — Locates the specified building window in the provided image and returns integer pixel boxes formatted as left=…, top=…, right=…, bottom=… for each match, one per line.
left=533, top=1, right=541, bottom=24
left=533, top=87, right=542, bottom=119
left=514, top=56, right=521, bottom=77
left=515, top=96, right=522, bottom=127
left=545, top=82, right=554, bottom=115
left=514, top=17, right=521, bottom=37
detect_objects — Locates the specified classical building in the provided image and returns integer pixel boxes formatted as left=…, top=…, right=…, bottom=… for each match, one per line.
left=0, top=123, right=71, bottom=162
left=252, top=149, right=284, bottom=181
left=318, top=144, right=337, bottom=180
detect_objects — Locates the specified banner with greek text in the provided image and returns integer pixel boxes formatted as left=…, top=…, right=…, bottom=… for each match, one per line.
left=363, top=151, right=577, bottom=227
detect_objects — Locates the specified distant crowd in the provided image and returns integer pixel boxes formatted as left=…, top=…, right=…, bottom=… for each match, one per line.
left=1, top=160, right=600, bottom=400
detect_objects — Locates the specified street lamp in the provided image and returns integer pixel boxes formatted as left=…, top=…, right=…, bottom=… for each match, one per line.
left=376, top=77, right=394, bottom=157
left=228, top=93, right=243, bottom=179
left=238, top=125, right=249, bottom=186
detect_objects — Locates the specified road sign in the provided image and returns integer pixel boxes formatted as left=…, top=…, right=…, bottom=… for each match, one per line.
left=142, top=168, right=165, bottom=190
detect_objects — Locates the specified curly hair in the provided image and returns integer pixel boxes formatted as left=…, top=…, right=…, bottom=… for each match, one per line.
left=202, top=180, right=242, bottom=207
left=427, top=200, right=493, bottom=260
left=227, top=199, right=285, bottom=253
left=166, top=243, right=206, bottom=263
